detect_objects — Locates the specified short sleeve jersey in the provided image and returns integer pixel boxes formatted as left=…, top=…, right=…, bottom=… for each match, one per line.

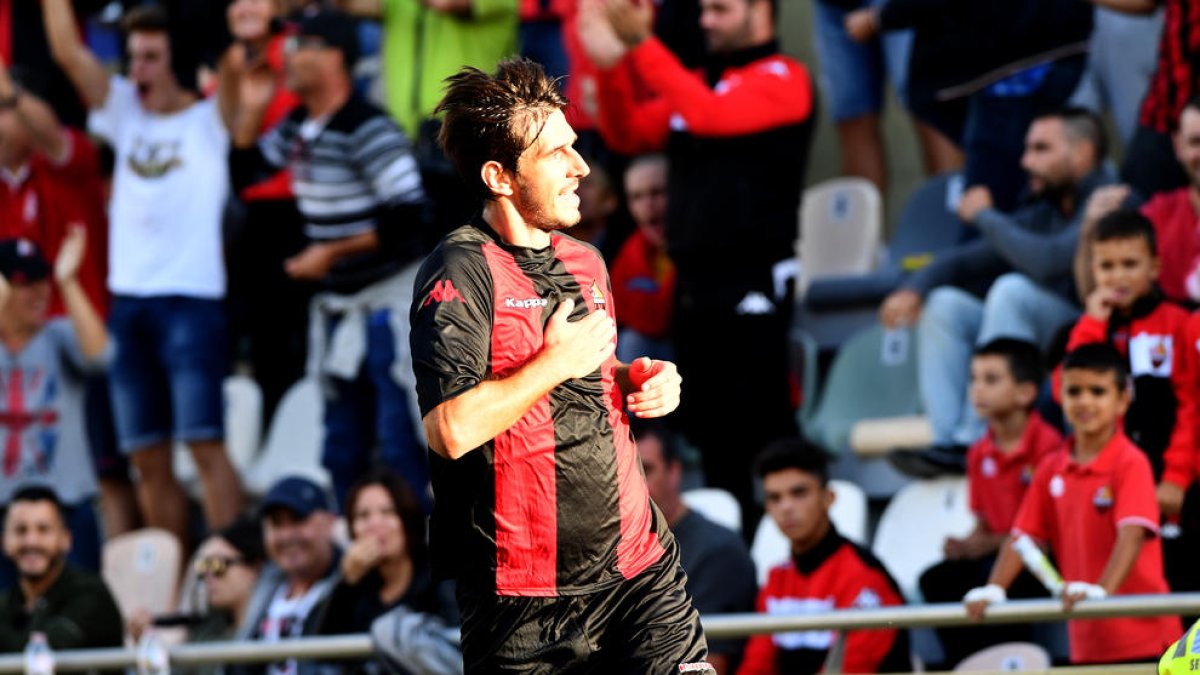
left=1013, top=432, right=1181, bottom=663
left=409, top=218, right=668, bottom=597
left=967, top=412, right=1063, bottom=535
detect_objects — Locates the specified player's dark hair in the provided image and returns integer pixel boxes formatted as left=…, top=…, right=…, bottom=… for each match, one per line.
left=1091, top=209, right=1158, bottom=257
left=1035, top=106, right=1107, bottom=164
left=7, top=485, right=67, bottom=527
left=755, top=437, right=831, bottom=486
left=121, top=4, right=197, bottom=93
left=344, top=468, right=428, bottom=570
left=1061, top=343, right=1129, bottom=390
left=629, top=418, right=680, bottom=465
left=974, top=338, right=1045, bottom=387
left=436, top=58, right=568, bottom=202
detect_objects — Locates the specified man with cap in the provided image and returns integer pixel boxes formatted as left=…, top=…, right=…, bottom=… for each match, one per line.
left=232, top=475, right=340, bottom=675
left=228, top=8, right=433, bottom=513
left=0, top=233, right=110, bottom=586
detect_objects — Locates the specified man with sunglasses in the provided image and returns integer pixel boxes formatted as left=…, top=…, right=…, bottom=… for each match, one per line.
left=228, top=9, right=433, bottom=515
left=0, top=485, right=123, bottom=651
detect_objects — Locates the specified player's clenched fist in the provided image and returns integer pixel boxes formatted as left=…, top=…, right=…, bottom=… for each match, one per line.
left=626, top=357, right=682, bottom=418
left=543, top=298, right=617, bottom=381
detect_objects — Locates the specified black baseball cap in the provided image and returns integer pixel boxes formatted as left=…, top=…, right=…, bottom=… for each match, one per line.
left=259, top=476, right=333, bottom=519
left=0, top=239, right=50, bottom=285
left=294, top=9, right=359, bottom=68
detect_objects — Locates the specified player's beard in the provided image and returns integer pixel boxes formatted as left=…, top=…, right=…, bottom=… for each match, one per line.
left=514, top=176, right=579, bottom=233
left=18, top=548, right=65, bottom=583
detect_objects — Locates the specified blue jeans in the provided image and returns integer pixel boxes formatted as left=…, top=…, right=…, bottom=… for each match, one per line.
left=1070, top=6, right=1163, bottom=145
left=322, top=309, right=428, bottom=513
left=813, top=0, right=913, bottom=120
left=918, top=274, right=1079, bottom=446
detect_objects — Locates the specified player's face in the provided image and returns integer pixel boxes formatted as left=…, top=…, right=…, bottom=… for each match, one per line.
left=3, top=501, right=69, bottom=583
left=195, top=536, right=260, bottom=611
left=1020, top=118, right=1076, bottom=199
left=637, top=434, right=679, bottom=508
left=969, top=355, right=1029, bottom=421
left=700, top=0, right=754, bottom=54
left=763, top=468, right=832, bottom=551
left=127, top=31, right=177, bottom=112
left=263, top=508, right=333, bottom=581
left=625, top=159, right=668, bottom=248
left=1174, top=107, right=1200, bottom=190
left=228, top=0, right=275, bottom=42
left=1061, top=368, right=1129, bottom=439
left=349, top=485, right=407, bottom=562
left=513, top=109, right=590, bottom=232
left=1091, top=236, right=1159, bottom=311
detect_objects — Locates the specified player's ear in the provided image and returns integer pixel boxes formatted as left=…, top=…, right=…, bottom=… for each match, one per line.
left=481, top=160, right=514, bottom=198
left=823, top=482, right=836, bottom=510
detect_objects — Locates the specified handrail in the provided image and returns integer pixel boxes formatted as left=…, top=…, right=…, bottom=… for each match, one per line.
left=0, top=594, right=1195, bottom=672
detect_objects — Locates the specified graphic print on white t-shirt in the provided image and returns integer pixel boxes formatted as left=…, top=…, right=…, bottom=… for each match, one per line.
left=260, top=583, right=325, bottom=675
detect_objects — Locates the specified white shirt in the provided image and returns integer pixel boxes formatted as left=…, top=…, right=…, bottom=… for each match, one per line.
left=260, top=582, right=326, bottom=675
left=89, top=76, right=228, bottom=298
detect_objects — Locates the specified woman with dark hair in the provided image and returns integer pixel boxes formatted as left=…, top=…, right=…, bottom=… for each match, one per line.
left=314, top=469, right=459, bottom=674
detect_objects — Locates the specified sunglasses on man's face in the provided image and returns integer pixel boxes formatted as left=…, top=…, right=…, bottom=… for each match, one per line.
left=193, top=556, right=246, bottom=579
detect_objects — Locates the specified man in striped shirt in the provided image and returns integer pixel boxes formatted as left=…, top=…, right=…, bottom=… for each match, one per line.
left=229, top=9, right=432, bottom=510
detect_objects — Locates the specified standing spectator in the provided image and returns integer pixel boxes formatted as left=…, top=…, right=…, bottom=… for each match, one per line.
left=0, top=233, right=109, bottom=587
left=612, top=154, right=675, bottom=363
left=739, top=439, right=909, bottom=675
left=234, top=476, right=340, bottom=675
left=314, top=470, right=460, bottom=674
left=636, top=420, right=757, bottom=674
left=580, top=0, right=815, bottom=534
left=42, top=0, right=244, bottom=548
left=1070, top=5, right=1163, bottom=147
left=0, top=485, right=123, bottom=651
left=882, top=109, right=1111, bottom=476
left=229, top=9, right=432, bottom=510
left=965, top=344, right=1182, bottom=665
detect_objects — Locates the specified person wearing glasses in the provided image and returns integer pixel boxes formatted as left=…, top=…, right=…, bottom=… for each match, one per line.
left=190, top=518, right=267, bottom=642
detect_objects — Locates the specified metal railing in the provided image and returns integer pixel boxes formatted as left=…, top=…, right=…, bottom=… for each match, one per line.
left=0, top=594, right=1196, bottom=672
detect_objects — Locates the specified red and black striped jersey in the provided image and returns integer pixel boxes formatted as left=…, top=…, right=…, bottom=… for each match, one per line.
left=409, top=218, right=669, bottom=597
left=1141, top=0, right=1200, bottom=134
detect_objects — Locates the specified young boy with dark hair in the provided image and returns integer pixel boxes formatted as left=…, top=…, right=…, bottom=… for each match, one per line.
left=966, top=344, right=1182, bottom=664
left=1059, top=209, right=1198, bottom=593
left=738, top=439, right=909, bottom=675
left=919, top=337, right=1062, bottom=668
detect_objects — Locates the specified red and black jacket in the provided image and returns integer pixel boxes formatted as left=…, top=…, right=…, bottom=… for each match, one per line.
left=409, top=218, right=668, bottom=597
left=595, top=38, right=814, bottom=274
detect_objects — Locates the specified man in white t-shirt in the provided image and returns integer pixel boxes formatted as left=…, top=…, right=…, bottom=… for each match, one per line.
left=41, top=0, right=243, bottom=550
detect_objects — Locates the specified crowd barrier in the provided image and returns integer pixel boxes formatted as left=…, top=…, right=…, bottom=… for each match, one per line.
left=3, top=594, right=1199, bottom=672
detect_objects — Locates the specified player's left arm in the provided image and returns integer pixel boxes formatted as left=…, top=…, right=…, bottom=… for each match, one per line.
left=1062, top=524, right=1146, bottom=611
left=839, top=576, right=904, bottom=673
left=615, top=356, right=681, bottom=418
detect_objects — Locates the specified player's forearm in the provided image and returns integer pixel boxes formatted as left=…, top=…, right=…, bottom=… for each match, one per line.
left=1096, top=525, right=1146, bottom=594
left=42, top=0, right=109, bottom=109
left=985, top=538, right=1026, bottom=590
left=59, top=277, right=109, bottom=360
left=322, top=230, right=380, bottom=262
left=424, top=354, right=568, bottom=459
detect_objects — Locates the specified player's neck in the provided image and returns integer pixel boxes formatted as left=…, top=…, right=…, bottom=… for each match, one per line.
left=1073, top=426, right=1117, bottom=462
left=483, top=201, right=551, bottom=249
left=989, top=409, right=1029, bottom=452
left=789, top=517, right=831, bottom=558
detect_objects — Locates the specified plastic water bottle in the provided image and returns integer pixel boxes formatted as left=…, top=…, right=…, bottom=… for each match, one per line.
left=24, top=632, right=54, bottom=675
left=136, top=630, right=170, bottom=675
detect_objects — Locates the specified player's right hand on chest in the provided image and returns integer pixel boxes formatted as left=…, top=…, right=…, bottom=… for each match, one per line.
left=542, top=298, right=617, bottom=380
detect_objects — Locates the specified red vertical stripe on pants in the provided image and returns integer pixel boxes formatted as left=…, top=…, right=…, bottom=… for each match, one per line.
left=482, top=242, right=560, bottom=596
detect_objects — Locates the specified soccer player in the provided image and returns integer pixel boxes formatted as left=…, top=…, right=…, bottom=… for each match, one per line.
left=408, top=58, right=711, bottom=673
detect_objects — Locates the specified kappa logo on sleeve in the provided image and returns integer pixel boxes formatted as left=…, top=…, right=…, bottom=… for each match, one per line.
left=422, top=279, right=467, bottom=307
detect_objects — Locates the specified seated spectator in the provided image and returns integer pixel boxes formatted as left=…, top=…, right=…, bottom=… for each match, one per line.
left=918, top=338, right=1061, bottom=668
left=0, top=234, right=109, bottom=586
left=191, top=517, right=267, bottom=642
left=1058, top=210, right=1199, bottom=595
left=883, top=108, right=1111, bottom=477
left=612, top=154, right=675, bottom=364
left=0, top=485, right=123, bottom=651
left=966, top=344, right=1182, bottom=665
left=738, top=439, right=909, bottom=675
left=314, top=469, right=459, bottom=674
left=635, top=419, right=756, bottom=674
left=229, top=9, right=432, bottom=512
left=43, top=0, right=244, bottom=549
left=232, top=476, right=340, bottom=675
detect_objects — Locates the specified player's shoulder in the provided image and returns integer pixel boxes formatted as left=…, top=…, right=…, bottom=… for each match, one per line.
left=415, top=225, right=495, bottom=297
left=552, top=232, right=609, bottom=275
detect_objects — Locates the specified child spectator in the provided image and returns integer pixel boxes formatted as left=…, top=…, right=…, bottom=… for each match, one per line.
left=611, top=154, right=674, bottom=363
left=965, top=343, right=1182, bottom=665
left=739, top=439, right=909, bottom=675
left=1059, top=209, right=1198, bottom=594
left=918, top=338, right=1062, bottom=668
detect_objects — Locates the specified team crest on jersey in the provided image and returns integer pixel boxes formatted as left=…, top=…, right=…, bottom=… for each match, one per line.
left=590, top=280, right=607, bottom=308
left=1093, top=485, right=1113, bottom=513
left=1130, top=334, right=1172, bottom=377
left=422, top=279, right=466, bottom=307
left=1020, top=465, right=1035, bottom=486
left=981, top=456, right=997, bottom=478
left=852, top=588, right=881, bottom=609
left=1049, top=475, right=1065, bottom=498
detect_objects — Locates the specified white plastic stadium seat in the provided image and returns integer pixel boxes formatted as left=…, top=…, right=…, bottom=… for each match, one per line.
left=872, top=477, right=974, bottom=599
left=797, top=177, right=882, bottom=295
left=955, top=642, right=1051, bottom=672
left=682, top=488, right=741, bottom=534
left=749, top=479, right=869, bottom=585
left=103, top=528, right=182, bottom=626
left=245, top=378, right=329, bottom=496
